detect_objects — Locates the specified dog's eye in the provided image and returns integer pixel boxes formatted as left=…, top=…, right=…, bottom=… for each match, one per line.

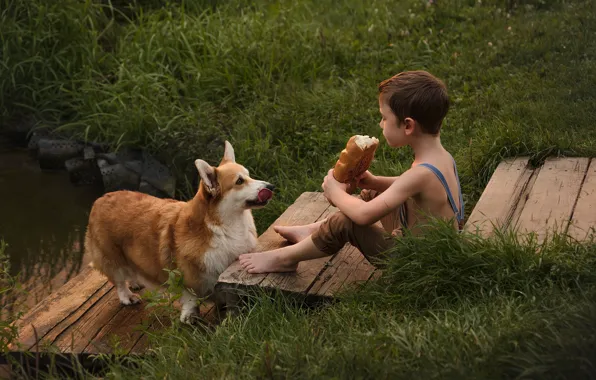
left=236, top=177, right=244, bottom=185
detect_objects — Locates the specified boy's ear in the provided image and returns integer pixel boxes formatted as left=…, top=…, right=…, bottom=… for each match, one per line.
left=404, top=117, right=416, bottom=135
left=194, top=159, right=219, bottom=196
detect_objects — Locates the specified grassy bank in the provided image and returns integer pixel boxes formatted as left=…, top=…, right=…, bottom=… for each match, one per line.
left=2, top=0, right=596, bottom=232
left=105, top=224, right=596, bottom=379
left=2, top=0, right=596, bottom=378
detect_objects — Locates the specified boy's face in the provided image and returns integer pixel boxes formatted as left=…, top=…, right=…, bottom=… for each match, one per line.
left=378, top=96, right=407, bottom=148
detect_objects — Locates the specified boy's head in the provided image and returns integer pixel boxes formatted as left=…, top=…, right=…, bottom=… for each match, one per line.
left=378, top=70, right=449, bottom=136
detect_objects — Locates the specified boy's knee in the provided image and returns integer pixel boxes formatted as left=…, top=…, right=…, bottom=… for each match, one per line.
left=327, top=211, right=353, bottom=232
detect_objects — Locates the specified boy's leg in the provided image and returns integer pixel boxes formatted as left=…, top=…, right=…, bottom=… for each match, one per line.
left=239, top=211, right=395, bottom=274
left=239, top=235, right=328, bottom=273
left=310, top=211, right=396, bottom=264
left=273, top=189, right=403, bottom=245
left=274, top=220, right=325, bottom=244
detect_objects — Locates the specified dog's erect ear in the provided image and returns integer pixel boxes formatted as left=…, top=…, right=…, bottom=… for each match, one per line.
left=195, top=159, right=219, bottom=196
left=221, top=140, right=235, bottom=164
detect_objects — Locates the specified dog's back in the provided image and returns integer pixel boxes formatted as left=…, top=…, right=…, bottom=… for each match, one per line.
left=85, top=191, right=182, bottom=296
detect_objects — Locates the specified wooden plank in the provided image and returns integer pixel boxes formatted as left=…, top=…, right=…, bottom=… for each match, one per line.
left=35, top=282, right=114, bottom=349
left=464, top=157, right=533, bottom=237
left=513, top=157, right=589, bottom=243
left=82, top=301, right=151, bottom=355
left=568, top=158, right=596, bottom=241
left=217, top=192, right=332, bottom=291
left=52, top=287, right=124, bottom=353
left=9, top=267, right=108, bottom=351
left=307, top=245, right=368, bottom=297
left=257, top=199, right=339, bottom=294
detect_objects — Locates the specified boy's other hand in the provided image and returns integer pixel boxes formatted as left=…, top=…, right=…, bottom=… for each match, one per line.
left=355, top=171, right=376, bottom=190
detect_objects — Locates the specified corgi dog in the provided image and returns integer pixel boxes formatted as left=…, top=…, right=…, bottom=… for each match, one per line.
left=84, top=141, right=274, bottom=324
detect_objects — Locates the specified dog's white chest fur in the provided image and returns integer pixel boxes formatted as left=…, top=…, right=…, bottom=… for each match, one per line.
left=202, top=210, right=257, bottom=285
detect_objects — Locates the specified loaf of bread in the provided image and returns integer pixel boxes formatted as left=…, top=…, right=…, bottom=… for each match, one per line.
left=333, top=135, right=379, bottom=183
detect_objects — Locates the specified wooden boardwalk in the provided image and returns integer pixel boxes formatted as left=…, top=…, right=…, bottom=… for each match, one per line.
left=4, top=266, right=221, bottom=376
left=4, top=156, right=594, bottom=375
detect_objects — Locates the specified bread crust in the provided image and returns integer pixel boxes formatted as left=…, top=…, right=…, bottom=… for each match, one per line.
left=333, top=135, right=379, bottom=183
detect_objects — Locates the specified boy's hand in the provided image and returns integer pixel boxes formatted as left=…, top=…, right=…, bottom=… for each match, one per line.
left=355, top=170, right=376, bottom=190
left=322, top=169, right=349, bottom=204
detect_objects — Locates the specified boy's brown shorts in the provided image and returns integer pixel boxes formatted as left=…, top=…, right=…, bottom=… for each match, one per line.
left=311, top=189, right=404, bottom=261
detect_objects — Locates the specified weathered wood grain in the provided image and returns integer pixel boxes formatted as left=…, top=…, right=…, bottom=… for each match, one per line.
left=307, top=245, right=371, bottom=297
left=514, top=157, right=589, bottom=243
left=568, top=159, right=595, bottom=241
left=37, top=282, right=114, bottom=349
left=465, top=157, right=533, bottom=237
left=82, top=300, right=151, bottom=355
left=53, top=287, right=125, bottom=353
left=9, top=267, right=108, bottom=351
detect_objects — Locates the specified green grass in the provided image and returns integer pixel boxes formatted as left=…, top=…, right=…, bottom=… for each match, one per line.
left=0, top=240, right=20, bottom=351
left=101, top=224, right=596, bottom=379
left=2, top=0, right=596, bottom=231
left=2, top=0, right=596, bottom=378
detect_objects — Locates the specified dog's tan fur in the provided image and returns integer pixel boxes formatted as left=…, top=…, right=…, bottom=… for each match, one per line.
left=84, top=141, right=273, bottom=323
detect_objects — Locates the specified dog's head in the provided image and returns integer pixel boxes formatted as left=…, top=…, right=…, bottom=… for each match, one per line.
left=194, top=141, right=275, bottom=211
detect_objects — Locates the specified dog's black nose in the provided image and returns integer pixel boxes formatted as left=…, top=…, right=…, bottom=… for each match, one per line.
left=266, top=183, right=275, bottom=192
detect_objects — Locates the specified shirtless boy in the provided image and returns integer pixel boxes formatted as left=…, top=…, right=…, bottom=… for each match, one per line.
left=239, top=70, right=464, bottom=273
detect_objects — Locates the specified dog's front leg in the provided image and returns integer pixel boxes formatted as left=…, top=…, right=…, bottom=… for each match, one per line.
left=180, top=289, right=200, bottom=324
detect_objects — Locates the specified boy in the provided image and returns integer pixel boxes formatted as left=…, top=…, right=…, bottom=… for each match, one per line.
left=239, top=70, right=464, bottom=274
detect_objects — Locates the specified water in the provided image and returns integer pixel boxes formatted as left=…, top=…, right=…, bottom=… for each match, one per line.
left=0, top=138, right=102, bottom=318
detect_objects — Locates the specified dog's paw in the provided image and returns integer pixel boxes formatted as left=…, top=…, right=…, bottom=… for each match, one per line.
left=180, top=310, right=201, bottom=325
left=128, top=282, right=145, bottom=292
left=119, top=293, right=142, bottom=306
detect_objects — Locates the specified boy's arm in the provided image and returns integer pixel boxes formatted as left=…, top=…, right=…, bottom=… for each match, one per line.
left=368, top=175, right=400, bottom=193
left=354, top=171, right=398, bottom=192
left=326, top=168, right=429, bottom=226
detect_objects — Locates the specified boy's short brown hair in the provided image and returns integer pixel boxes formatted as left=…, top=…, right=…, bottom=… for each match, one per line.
left=378, top=70, right=450, bottom=135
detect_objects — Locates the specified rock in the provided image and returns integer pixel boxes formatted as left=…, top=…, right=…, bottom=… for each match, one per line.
left=96, top=158, right=109, bottom=169
left=83, top=146, right=95, bottom=160
left=37, top=139, right=85, bottom=170
left=141, top=151, right=176, bottom=198
left=99, top=163, right=140, bottom=192
left=65, top=157, right=101, bottom=186
left=139, top=180, right=169, bottom=198
left=27, top=128, right=52, bottom=153
left=96, top=148, right=143, bottom=166
left=122, top=160, right=143, bottom=176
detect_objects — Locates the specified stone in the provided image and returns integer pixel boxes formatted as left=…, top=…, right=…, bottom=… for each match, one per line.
left=99, top=163, right=140, bottom=192
left=37, top=139, right=85, bottom=170
left=65, top=157, right=101, bottom=186
left=141, top=151, right=176, bottom=198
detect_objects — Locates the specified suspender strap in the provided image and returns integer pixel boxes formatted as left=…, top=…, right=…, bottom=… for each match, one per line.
left=418, top=159, right=464, bottom=228
left=451, top=156, right=465, bottom=223
left=398, top=202, right=408, bottom=229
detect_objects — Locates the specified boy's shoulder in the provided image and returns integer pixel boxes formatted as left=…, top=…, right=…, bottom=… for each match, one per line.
left=387, top=163, right=436, bottom=196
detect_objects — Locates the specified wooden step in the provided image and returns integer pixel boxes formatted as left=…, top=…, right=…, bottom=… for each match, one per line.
left=4, top=265, right=219, bottom=376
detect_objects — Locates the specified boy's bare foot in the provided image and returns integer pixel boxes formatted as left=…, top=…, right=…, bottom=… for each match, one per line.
left=238, top=251, right=298, bottom=274
left=273, top=220, right=324, bottom=244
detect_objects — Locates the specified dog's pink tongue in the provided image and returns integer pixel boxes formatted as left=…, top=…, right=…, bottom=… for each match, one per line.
left=258, top=188, right=273, bottom=202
